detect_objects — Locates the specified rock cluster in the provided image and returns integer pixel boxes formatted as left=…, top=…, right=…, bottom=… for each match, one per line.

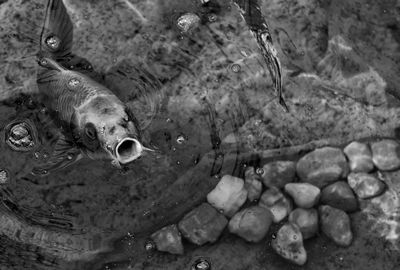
left=147, top=139, right=397, bottom=266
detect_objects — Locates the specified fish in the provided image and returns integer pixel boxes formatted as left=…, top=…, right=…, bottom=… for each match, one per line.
left=233, top=0, right=289, bottom=112
left=34, top=0, right=150, bottom=169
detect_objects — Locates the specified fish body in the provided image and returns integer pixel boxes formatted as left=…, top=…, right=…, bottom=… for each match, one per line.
left=35, top=0, right=144, bottom=168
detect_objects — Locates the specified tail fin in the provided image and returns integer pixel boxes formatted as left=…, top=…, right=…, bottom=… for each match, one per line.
left=39, top=0, right=73, bottom=61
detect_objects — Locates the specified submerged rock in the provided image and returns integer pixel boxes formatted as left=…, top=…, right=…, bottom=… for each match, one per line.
left=319, top=205, right=353, bottom=247
left=296, top=147, right=349, bottom=188
left=271, top=223, right=307, bottom=266
left=288, top=208, right=318, bottom=239
left=321, top=181, right=358, bottom=212
left=207, top=175, right=248, bottom=217
left=371, top=140, right=400, bottom=171
left=178, top=203, right=228, bottom=245
left=259, top=187, right=292, bottom=223
left=228, top=206, right=273, bottom=242
left=343, top=141, right=374, bottom=172
left=150, top=224, right=184, bottom=255
left=260, top=161, right=296, bottom=188
left=347, top=172, right=385, bottom=199
left=244, top=167, right=263, bottom=201
left=284, top=183, right=320, bottom=208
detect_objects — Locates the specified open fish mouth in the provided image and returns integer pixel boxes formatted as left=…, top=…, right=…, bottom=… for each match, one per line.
left=115, top=138, right=143, bottom=164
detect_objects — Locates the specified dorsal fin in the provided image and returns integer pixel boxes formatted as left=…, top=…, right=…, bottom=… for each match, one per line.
left=39, top=0, right=73, bottom=61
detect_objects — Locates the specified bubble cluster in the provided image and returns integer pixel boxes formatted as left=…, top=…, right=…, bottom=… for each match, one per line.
left=5, top=120, right=37, bottom=152
left=45, top=35, right=61, bottom=50
left=177, top=13, right=200, bottom=33
left=0, top=169, right=9, bottom=184
left=191, top=258, right=211, bottom=270
left=145, top=240, right=155, bottom=251
left=68, top=78, right=81, bottom=88
left=230, top=63, right=241, bottom=73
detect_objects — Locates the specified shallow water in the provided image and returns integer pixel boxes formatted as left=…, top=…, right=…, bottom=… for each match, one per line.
left=0, top=0, right=400, bottom=269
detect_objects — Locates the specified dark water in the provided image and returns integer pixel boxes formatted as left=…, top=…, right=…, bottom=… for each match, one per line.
left=1, top=0, right=400, bottom=269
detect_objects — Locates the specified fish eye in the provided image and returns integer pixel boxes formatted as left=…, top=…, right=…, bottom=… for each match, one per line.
left=84, top=123, right=97, bottom=140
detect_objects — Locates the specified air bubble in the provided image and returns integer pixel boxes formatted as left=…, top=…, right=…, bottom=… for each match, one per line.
left=230, top=64, right=241, bottom=73
left=5, top=120, right=37, bottom=152
left=207, top=13, right=217, bottom=22
left=176, top=134, right=186, bottom=144
left=177, top=13, right=200, bottom=33
left=145, top=240, right=155, bottom=251
left=191, top=258, right=211, bottom=270
left=39, top=58, right=48, bottom=66
left=45, top=35, right=61, bottom=50
left=255, top=168, right=264, bottom=175
left=0, top=169, right=10, bottom=184
left=68, top=78, right=80, bottom=88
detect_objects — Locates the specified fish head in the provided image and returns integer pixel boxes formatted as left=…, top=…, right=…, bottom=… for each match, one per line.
left=75, top=95, right=143, bottom=166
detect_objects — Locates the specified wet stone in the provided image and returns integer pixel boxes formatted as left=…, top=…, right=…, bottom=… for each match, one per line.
left=207, top=175, right=248, bottom=217
left=259, top=187, right=292, bottom=223
left=228, top=206, right=273, bottom=242
left=347, top=172, right=385, bottom=199
left=244, top=167, right=263, bottom=201
left=150, top=224, right=183, bottom=255
left=288, top=208, right=318, bottom=239
left=284, top=183, right=321, bottom=208
left=371, top=140, right=400, bottom=171
left=260, top=161, right=296, bottom=188
left=319, top=205, right=353, bottom=247
left=178, top=203, right=228, bottom=245
left=296, top=147, right=349, bottom=188
left=343, top=141, right=374, bottom=172
left=271, top=223, right=307, bottom=266
left=321, top=181, right=358, bottom=212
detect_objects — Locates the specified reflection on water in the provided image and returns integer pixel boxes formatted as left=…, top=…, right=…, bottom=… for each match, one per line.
left=0, top=0, right=400, bottom=269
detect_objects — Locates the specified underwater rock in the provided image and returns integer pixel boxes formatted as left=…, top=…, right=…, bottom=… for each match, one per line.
left=370, top=140, right=400, bottom=171
left=347, top=172, right=385, bottom=199
left=228, top=206, right=273, bottom=242
left=244, top=167, right=263, bottom=201
left=319, top=205, right=353, bottom=247
left=288, top=208, right=318, bottom=240
left=271, top=223, right=307, bottom=266
left=284, top=183, right=320, bottom=208
left=260, top=161, right=296, bottom=188
left=321, top=181, right=358, bottom=212
left=150, top=224, right=184, bottom=255
left=178, top=203, right=228, bottom=245
left=207, top=175, right=248, bottom=217
left=4, top=120, right=38, bottom=152
left=259, top=187, right=292, bottom=223
left=343, top=141, right=374, bottom=172
left=296, top=147, right=349, bottom=188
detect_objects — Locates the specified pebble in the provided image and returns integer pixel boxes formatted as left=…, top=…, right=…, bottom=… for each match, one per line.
left=207, top=175, right=248, bottom=217
left=319, top=205, right=353, bottom=247
left=228, top=206, right=273, bottom=242
left=177, top=13, right=200, bottom=33
left=150, top=224, right=184, bottom=255
left=288, top=208, right=318, bottom=239
left=244, top=167, right=263, bottom=201
left=296, top=147, right=349, bottom=188
left=370, top=140, right=400, bottom=171
left=284, top=183, right=321, bottom=208
left=260, top=161, right=296, bottom=188
left=347, top=172, right=386, bottom=199
left=271, top=223, right=307, bottom=265
left=259, top=187, right=292, bottom=223
left=343, top=141, right=374, bottom=172
left=178, top=203, right=228, bottom=245
left=320, top=181, right=358, bottom=212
